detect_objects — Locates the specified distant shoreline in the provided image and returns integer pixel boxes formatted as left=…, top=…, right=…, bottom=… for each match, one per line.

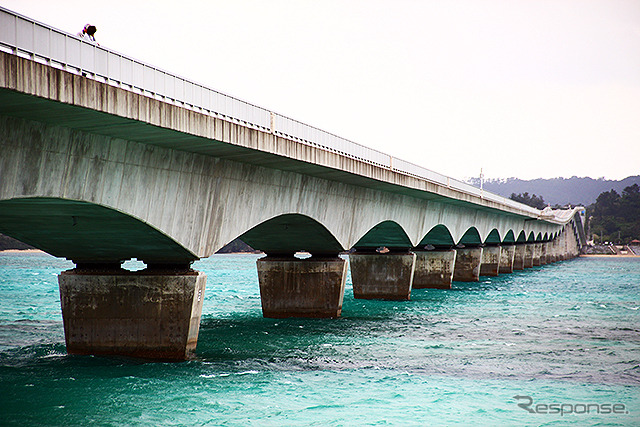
left=580, top=254, right=640, bottom=258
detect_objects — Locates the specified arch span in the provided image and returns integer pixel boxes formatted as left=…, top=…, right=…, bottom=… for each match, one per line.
left=239, top=213, right=343, bottom=255
left=503, top=230, right=516, bottom=244
left=0, top=197, right=196, bottom=263
left=484, top=229, right=501, bottom=245
left=458, top=227, right=482, bottom=246
left=354, top=220, right=412, bottom=249
left=417, top=224, right=455, bottom=248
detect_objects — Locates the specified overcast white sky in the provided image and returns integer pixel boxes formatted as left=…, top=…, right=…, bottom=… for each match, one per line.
left=2, top=0, right=639, bottom=181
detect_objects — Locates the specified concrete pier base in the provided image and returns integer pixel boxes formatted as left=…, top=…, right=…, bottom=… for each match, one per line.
left=453, top=247, right=483, bottom=282
left=524, top=244, right=535, bottom=268
left=532, top=243, right=543, bottom=266
left=479, top=246, right=501, bottom=276
left=513, top=244, right=526, bottom=270
left=498, top=245, right=516, bottom=274
left=540, top=243, right=548, bottom=265
left=549, top=241, right=558, bottom=263
left=58, top=270, right=206, bottom=360
left=257, top=256, right=347, bottom=318
left=545, top=242, right=554, bottom=263
left=349, top=252, right=416, bottom=300
left=412, top=249, right=456, bottom=289
left=551, top=240, right=562, bottom=261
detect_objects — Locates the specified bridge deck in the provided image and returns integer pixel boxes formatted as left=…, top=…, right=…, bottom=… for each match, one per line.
left=0, top=51, right=549, bottom=222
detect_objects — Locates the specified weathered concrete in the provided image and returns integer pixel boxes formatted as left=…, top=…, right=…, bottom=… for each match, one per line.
left=58, top=270, right=206, bottom=360
left=566, top=226, right=580, bottom=258
left=553, top=240, right=561, bottom=262
left=350, top=252, right=416, bottom=300
left=498, top=245, right=516, bottom=274
left=540, top=242, right=548, bottom=265
left=256, top=256, right=347, bottom=318
left=453, top=247, right=483, bottom=282
left=555, top=234, right=565, bottom=261
left=479, top=246, right=501, bottom=276
left=513, top=244, right=526, bottom=270
left=413, top=250, right=457, bottom=289
left=524, top=244, right=535, bottom=268
left=547, top=241, right=557, bottom=263
left=532, top=243, right=543, bottom=266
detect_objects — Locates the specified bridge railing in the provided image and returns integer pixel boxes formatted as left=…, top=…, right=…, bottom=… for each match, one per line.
left=0, top=6, right=541, bottom=218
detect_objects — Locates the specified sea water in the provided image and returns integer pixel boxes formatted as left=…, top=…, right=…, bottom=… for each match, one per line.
left=0, top=252, right=638, bottom=426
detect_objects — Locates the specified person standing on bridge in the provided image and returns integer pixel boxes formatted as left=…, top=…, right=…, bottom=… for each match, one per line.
left=78, top=24, right=98, bottom=43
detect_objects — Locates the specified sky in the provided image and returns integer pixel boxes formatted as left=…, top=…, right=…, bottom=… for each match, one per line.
left=2, top=0, right=639, bottom=181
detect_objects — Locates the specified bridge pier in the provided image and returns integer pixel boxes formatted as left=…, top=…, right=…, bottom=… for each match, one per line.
left=524, top=243, right=535, bottom=268
left=412, top=249, right=456, bottom=289
left=479, top=245, right=501, bottom=276
left=551, top=238, right=560, bottom=262
left=58, top=264, right=206, bottom=360
left=498, top=244, right=516, bottom=274
left=540, top=242, right=548, bottom=265
left=551, top=242, right=559, bottom=261
left=547, top=241, right=556, bottom=263
left=560, top=232, right=571, bottom=261
left=532, top=243, right=543, bottom=266
left=349, top=250, right=416, bottom=300
left=513, top=244, right=526, bottom=270
left=256, top=255, right=347, bottom=318
left=453, top=247, right=483, bottom=282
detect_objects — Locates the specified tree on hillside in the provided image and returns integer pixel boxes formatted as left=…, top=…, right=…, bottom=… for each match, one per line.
left=509, top=192, right=547, bottom=209
left=588, top=184, right=640, bottom=243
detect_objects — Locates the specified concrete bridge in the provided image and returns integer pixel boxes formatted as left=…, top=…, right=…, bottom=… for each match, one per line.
left=0, top=7, right=586, bottom=360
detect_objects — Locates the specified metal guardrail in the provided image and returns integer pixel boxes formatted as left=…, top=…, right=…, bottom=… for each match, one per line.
left=0, top=6, right=543, bottom=218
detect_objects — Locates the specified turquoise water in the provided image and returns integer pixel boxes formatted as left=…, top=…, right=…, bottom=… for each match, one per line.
left=0, top=252, right=639, bottom=426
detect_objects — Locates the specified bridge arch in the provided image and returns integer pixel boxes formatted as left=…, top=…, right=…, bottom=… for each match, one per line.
left=239, top=213, right=343, bottom=255
left=417, top=224, right=455, bottom=248
left=502, top=230, right=516, bottom=244
left=0, top=197, right=196, bottom=263
left=457, top=227, right=482, bottom=247
left=484, top=229, right=501, bottom=245
left=353, top=220, right=412, bottom=250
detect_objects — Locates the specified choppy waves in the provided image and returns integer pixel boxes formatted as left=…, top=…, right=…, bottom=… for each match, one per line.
left=1, top=253, right=639, bottom=425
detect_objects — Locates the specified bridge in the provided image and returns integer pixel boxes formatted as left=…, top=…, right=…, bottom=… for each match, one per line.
left=0, top=7, right=586, bottom=360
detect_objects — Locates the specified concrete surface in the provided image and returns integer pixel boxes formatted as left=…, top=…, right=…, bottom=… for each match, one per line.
left=58, top=270, right=206, bottom=360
